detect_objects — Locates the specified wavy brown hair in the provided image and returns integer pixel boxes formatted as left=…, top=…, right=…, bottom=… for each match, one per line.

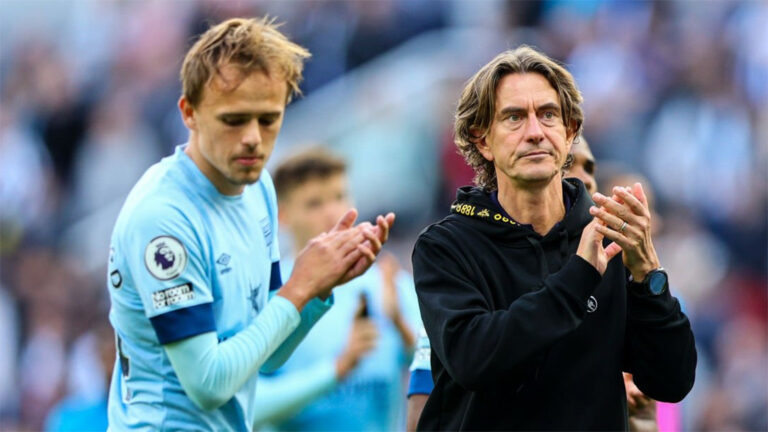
left=454, top=46, right=584, bottom=191
left=181, top=17, right=310, bottom=107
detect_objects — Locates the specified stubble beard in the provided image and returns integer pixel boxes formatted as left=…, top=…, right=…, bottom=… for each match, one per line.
left=502, top=158, right=561, bottom=189
left=229, top=165, right=262, bottom=186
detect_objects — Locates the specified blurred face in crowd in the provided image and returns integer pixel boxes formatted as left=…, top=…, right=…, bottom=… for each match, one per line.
left=279, top=173, right=351, bottom=249
left=180, top=66, right=287, bottom=195
left=476, top=73, right=575, bottom=191
left=565, top=138, right=597, bottom=195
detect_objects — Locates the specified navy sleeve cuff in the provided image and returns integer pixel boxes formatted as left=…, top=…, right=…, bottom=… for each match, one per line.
left=408, top=369, right=435, bottom=397
left=151, top=303, right=216, bottom=344
left=269, top=261, right=282, bottom=292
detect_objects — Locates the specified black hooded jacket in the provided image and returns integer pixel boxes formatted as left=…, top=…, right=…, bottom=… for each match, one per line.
left=412, top=179, right=696, bottom=431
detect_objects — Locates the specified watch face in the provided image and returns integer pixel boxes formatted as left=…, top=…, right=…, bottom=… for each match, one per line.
left=649, top=272, right=667, bottom=295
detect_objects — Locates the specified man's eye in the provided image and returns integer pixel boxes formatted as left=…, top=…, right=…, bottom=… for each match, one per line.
left=306, top=199, right=322, bottom=209
left=221, top=117, right=247, bottom=126
left=507, top=114, right=521, bottom=122
left=543, top=111, right=555, bottom=120
left=584, top=161, right=595, bottom=175
left=259, top=117, right=276, bottom=126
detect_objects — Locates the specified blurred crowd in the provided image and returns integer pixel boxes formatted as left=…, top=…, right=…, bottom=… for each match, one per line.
left=0, top=0, right=765, bottom=431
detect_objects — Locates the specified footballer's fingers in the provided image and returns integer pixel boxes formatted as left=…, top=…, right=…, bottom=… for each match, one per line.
left=356, top=241, right=377, bottom=263
left=340, top=245, right=364, bottom=269
left=336, top=253, right=372, bottom=285
left=361, top=226, right=382, bottom=256
left=327, top=222, right=363, bottom=244
left=334, top=229, right=366, bottom=256
left=373, top=213, right=396, bottom=244
left=330, top=208, right=359, bottom=233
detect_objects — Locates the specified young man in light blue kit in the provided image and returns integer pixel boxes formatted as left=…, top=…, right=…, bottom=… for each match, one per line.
left=106, top=18, right=394, bottom=431
left=251, top=148, right=420, bottom=431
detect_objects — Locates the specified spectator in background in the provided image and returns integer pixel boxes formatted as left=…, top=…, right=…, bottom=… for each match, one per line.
left=69, top=86, right=160, bottom=219
left=0, top=98, right=56, bottom=249
left=44, top=320, right=115, bottom=432
left=255, top=148, right=419, bottom=431
left=0, top=282, right=20, bottom=426
left=12, top=246, right=89, bottom=431
left=564, top=135, right=596, bottom=195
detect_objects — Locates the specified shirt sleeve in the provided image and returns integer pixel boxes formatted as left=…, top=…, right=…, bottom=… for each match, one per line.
left=164, top=295, right=301, bottom=411
left=122, top=201, right=215, bottom=344
left=407, top=325, right=434, bottom=397
left=261, top=291, right=334, bottom=373
left=252, top=360, right=338, bottom=428
left=408, top=369, right=435, bottom=397
left=623, top=285, right=696, bottom=402
left=409, top=325, right=431, bottom=371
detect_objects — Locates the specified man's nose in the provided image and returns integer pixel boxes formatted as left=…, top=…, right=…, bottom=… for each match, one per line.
left=242, top=122, right=262, bottom=148
left=583, top=179, right=594, bottom=194
left=524, top=114, right=545, bottom=144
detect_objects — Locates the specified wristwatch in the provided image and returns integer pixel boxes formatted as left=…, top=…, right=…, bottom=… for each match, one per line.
left=628, top=267, right=668, bottom=296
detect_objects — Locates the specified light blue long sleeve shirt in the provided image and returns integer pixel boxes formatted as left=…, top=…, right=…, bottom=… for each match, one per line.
left=253, top=259, right=421, bottom=431
left=106, top=145, right=331, bottom=431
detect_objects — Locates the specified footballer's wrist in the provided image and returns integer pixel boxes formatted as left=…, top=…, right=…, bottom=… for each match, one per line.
left=276, top=279, right=313, bottom=311
left=316, top=288, right=332, bottom=301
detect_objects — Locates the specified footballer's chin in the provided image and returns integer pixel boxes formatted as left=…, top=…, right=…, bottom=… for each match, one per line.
left=229, top=167, right=263, bottom=186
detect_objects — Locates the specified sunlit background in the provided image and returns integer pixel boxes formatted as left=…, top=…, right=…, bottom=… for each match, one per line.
left=0, top=0, right=766, bottom=430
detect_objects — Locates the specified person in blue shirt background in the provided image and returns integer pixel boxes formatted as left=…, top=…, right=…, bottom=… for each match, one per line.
left=252, top=148, right=420, bottom=431
left=106, top=17, right=395, bottom=431
left=44, top=320, right=114, bottom=432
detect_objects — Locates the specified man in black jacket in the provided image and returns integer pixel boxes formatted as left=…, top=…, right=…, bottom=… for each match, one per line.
left=412, top=46, right=696, bottom=431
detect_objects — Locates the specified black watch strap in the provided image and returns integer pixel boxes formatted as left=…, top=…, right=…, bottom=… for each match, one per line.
left=628, top=267, right=668, bottom=296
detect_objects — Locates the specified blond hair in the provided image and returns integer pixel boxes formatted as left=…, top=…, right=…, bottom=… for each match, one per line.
left=454, top=46, right=584, bottom=191
left=180, top=17, right=310, bottom=106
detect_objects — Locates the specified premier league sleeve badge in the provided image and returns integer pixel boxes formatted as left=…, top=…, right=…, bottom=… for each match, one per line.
left=145, top=236, right=188, bottom=280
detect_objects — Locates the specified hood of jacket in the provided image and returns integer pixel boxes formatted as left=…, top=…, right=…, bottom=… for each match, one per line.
left=446, top=178, right=594, bottom=279
left=448, top=178, right=593, bottom=240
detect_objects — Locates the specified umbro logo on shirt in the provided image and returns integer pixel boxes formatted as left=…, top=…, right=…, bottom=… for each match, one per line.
left=216, top=253, right=232, bottom=274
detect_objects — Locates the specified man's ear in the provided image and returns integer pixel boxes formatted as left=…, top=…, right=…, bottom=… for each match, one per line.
left=565, top=121, right=579, bottom=152
left=471, top=127, right=493, bottom=162
left=179, top=96, right=197, bottom=131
